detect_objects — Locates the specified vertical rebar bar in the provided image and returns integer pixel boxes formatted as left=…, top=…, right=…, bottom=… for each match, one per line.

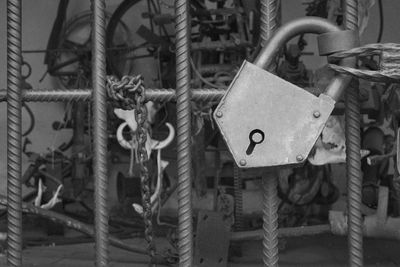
left=260, top=0, right=278, bottom=47
left=175, top=0, right=193, bottom=266
left=260, top=1, right=279, bottom=266
left=260, top=0, right=279, bottom=72
left=262, top=171, right=279, bottom=267
left=92, top=0, right=109, bottom=266
left=233, top=165, right=244, bottom=231
left=344, top=0, right=363, bottom=266
left=7, top=0, right=22, bottom=266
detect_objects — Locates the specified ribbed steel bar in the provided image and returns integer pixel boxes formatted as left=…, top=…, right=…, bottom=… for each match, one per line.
left=261, top=171, right=279, bottom=267
left=260, top=0, right=279, bottom=73
left=260, top=0, right=279, bottom=266
left=92, top=0, right=109, bottom=266
left=260, top=0, right=278, bottom=45
left=344, top=0, right=363, bottom=266
left=7, top=0, right=23, bottom=266
left=233, top=165, right=244, bottom=231
left=0, top=88, right=225, bottom=102
left=175, top=0, right=193, bottom=265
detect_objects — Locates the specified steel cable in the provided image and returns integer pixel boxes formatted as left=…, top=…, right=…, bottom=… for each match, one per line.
left=329, top=43, right=400, bottom=82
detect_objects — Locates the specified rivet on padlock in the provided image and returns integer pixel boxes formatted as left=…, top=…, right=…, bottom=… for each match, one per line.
left=214, top=17, right=358, bottom=168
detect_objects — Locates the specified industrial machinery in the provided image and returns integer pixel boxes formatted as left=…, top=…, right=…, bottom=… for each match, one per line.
left=1, top=0, right=400, bottom=266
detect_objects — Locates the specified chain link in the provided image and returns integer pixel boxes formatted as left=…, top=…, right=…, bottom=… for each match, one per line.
left=106, top=75, right=145, bottom=110
left=107, top=75, right=156, bottom=261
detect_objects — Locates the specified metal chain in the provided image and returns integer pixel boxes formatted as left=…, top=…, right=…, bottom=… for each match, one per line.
left=106, top=75, right=145, bottom=110
left=329, top=43, right=400, bottom=82
left=106, top=75, right=156, bottom=261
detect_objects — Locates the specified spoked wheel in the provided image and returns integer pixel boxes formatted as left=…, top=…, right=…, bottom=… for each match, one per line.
left=106, top=0, right=154, bottom=78
left=48, top=11, right=132, bottom=88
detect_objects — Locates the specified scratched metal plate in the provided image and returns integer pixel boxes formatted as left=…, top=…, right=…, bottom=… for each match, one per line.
left=214, top=61, right=335, bottom=168
left=194, top=210, right=230, bottom=267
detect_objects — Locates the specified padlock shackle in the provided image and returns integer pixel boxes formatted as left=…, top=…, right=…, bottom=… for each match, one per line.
left=254, top=16, right=355, bottom=102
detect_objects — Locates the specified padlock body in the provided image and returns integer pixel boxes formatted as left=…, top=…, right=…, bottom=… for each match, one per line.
left=214, top=61, right=335, bottom=168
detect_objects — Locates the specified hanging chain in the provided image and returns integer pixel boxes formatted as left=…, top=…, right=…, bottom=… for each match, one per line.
left=107, top=75, right=156, bottom=261
left=107, top=75, right=145, bottom=110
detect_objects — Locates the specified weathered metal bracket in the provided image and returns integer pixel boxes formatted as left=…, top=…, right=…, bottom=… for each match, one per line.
left=194, top=210, right=230, bottom=267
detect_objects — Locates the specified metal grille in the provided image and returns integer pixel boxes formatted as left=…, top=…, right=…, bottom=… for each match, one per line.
left=2, top=0, right=363, bottom=266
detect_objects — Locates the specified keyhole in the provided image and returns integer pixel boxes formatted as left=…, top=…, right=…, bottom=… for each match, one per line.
left=246, top=129, right=265, bottom=155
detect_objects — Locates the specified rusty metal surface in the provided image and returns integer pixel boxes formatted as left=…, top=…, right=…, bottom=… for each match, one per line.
left=214, top=61, right=334, bottom=168
left=194, top=211, right=230, bottom=267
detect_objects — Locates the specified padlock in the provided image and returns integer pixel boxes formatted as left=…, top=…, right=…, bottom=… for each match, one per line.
left=214, top=17, right=359, bottom=168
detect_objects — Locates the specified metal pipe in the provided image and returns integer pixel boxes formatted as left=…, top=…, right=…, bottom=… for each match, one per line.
left=259, top=0, right=279, bottom=266
left=231, top=224, right=331, bottom=241
left=253, top=16, right=354, bottom=102
left=92, top=0, right=109, bottom=266
left=344, top=0, right=363, bottom=266
left=7, top=0, right=23, bottom=266
left=0, top=196, right=158, bottom=258
left=191, top=40, right=252, bottom=51
left=175, top=0, right=193, bottom=266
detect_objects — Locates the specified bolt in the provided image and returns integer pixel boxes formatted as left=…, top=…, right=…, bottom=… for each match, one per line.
left=216, top=111, right=223, bottom=118
left=296, top=155, right=304, bottom=162
left=313, top=111, right=321, bottom=118
left=239, top=159, right=247, bottom=166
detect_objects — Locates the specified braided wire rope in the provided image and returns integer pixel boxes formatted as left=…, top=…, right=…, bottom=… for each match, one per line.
left=329, top=43, right=400, bottom=82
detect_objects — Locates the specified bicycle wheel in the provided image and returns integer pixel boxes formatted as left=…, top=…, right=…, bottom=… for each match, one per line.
left=50, top=10, right=132, bottom=88
left=106, top=0, right=146, bottom=78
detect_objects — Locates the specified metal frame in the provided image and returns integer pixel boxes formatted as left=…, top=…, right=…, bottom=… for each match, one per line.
left=3, top=0, right=362, bottom=266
